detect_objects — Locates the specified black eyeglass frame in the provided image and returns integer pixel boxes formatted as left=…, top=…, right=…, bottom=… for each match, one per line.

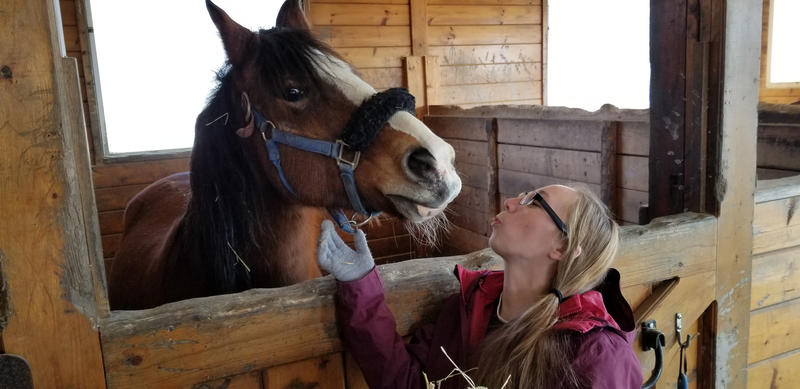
left=519, top=191, right=569, bottom=236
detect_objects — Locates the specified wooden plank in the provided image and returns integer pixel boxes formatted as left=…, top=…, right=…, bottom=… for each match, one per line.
left=439, top=62, right=541, bottom=85
left=756, top=175, right=800, bottom=203
left=455, top=98, right=541, bottom=108
left=621, top=283, right=652, bottom=313
left=455, top=161, right=491, bottom=190
left=600, top=122, right=618, bottom=206
left=92, top=157, right=189, bottom=188
left=617, top=188, right=648, bottom=225
left=425, top=116, right=489, bottom=141
left=648, top=0, right=688, bottom=219
left=405, top=56, right=425, bottom=110
left=497, top=144, right=602, bottom=183
left=98, top=209, right=125, bottom=235
left=748, top=349, right=800, bottom=389
left=751, top=245, right=800, bottom=310
left=757, top=167, right=800, bottom=181
left=194, top=370, right=263, bottom=389
left=314, top=0, right=407, bottom=3
left=344, top=352, right=369, bottom=389
left=336, top=47, right=412, bottom=69
left=315, top=26, right=410, bottom=48
left=360, top=67, right=403, bottom=89
left=310, top=4, right=409, bottom=26
left=427, top=5, right=541, bottom=26
left=497, top=118, right=603, bottom=151
left=0, top=1, right=106, bottom=388
left=441, top=225, right=489, bottom=255
left=410, top=0, right=426, bottom=55
left=264, top=354, right=345, bottom=388
left=94, top=184, right=148, bottom=212
left=752, top=195, right=800, bottom=254
left=749, top=298, right=800, bottom=364
left=682, top=0, right=706, bottom=215
left=713, top=3, right=763, bottom=384
left=428, top=104, right=650, bottom=122
left=757, top=124, right=800, bottom=171
left=437, top=81, right=541, bottom=105
left=618, top=121, right=650, bottom=156
left=374, top=252, right=413, bottom=266
left=448, top=202, right=493, bottom=236
left=427, top=25, right=541, bottom=46
left=424, top=56, right=440, bottom=107
left=428, top=44, right=541, bottom=65
left=619, top=155, right=649, bottom=192
left=362, top=234, right=412, bottom=258
left=448, top=139, right=489, bottom=165
left=58, top=0, right=76, bottom=26
left=498, top=170, right=602, bottom=197
left=428, top=0, right=542, bottom=5
left=453, top=183, right=493, bottom=212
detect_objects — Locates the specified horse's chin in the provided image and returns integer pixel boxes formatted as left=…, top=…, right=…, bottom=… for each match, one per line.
left=387, top=195, right=447, bottom=223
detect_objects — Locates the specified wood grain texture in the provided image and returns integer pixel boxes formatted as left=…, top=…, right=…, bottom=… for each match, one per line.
left=747, top=349, right=800, bottom=389
left=437, top=81, right=541, bottom=105
left=748, top=298, right=800, bottom=364
left=336, top=47, right=411, bottom=69
left=0, top=0, right=106, bottom=388
left=310, top=4, right=409, bottom=26
left=427, top=25, right=541, bottom=46
left=618, top=155, right=649, bottom=191
left=752, top=195, right=800, bottom=255
left=751, top=245, right=800, bottom=310
left=427, top=5, right=541, bottom=25
left=194, top=370, right=263, bottom=389
left=263, top=354, right=345, bottom=389
left=498, top=170, right=602, bottom=198
left=425, top=116, right=490, bottom=141
left=315, top=26, right=410, bottom=48
left=497, top=118, right=603, bottom=151
left=92, top=158, right=190, bottom=188
left=497, top=144, right=601, bottom=183
left=428, top=44, right=541, bottom=65
left=439, top=62, right=541, bottom=85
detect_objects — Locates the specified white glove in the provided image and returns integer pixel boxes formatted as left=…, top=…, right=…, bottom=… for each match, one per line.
left=317, top=220, right=375, bottom=282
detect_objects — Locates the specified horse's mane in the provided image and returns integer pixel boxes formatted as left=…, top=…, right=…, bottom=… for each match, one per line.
left=180, top=27, right=335, bottom=294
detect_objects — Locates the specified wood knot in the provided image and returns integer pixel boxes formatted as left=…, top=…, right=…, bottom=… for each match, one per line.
left=1, top=65, right=11, bottom=79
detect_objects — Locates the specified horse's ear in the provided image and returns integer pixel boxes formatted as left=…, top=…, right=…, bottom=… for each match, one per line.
left=276, top=0, right=311, bottom=31
left=206, top=0, right=253, bottom=66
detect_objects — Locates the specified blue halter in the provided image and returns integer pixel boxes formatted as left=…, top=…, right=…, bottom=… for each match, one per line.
left=244, top=88, right=416, bottom=233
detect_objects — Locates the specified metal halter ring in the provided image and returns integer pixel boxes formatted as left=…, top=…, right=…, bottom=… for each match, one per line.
left=347, top=212, right=376, bottom=229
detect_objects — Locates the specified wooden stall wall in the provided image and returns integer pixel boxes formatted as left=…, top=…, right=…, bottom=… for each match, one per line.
left=748, top=177, right=800, bottom=388
left=756, top=103, right=800, bottom=180
left=758, top=0, right=800, bottom=105
left=423, top=105, right=650, bottom=256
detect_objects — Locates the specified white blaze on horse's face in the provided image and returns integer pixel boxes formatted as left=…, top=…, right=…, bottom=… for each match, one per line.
left=311, top=50, right=462, bottom=222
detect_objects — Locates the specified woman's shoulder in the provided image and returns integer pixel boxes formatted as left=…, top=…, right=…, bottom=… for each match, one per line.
left=569, top=328, right=643, bottom=388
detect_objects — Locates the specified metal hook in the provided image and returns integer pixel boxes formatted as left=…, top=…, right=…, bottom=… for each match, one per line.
left=675, top=313, right=699, bottom=348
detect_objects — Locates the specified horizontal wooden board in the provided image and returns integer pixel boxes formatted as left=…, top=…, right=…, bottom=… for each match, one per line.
left=619, top=155, right=648, bottom=191
left=94, top=184, right=148, bottom=212
left=98, top=209, right=125, bottom=235
left=453, top=183, right=494, bottom=212
left=362, top=234, right=412, bottom=258
left=313, top=0, right=408, bottom=4
left=437, top=81, right=541, bottom=105
left=425, top=116, right=489, bottom=141
left=62, top=25, right=80, bottom=54
left=100, top=213, right=713, bottom=387
left=752, top=195, right=800, bottom=254
left=428, top=105, right=649, bottom=122
left=337, top=47, right=412, bottom=69
left=757, top=167, right=800, bottom=180
left=748, top=349, right=800, bottom=389
left=440, top=224, right=490, bottom=255
left=448, top=138, right=490, bottom=165
left=497, top=118, right=604, bottom=151
left=264, top=354, right=345, bottom=388
left=618, top=121, right=649, bottom=156
left=428, top=0, right=542, bottom=5
left=195, top=370, right=263, bottom=389
left=448, top=202, right=493, bottom=236
left=751, top=245, right=800, bottom=310
left=755, top=175, right=800, bottom=204
left=440, top=62, right=541, bottom=85
left=374, top=252, right=413, bottom=265
left=498, top=144, right=601, bottom=183
left=310, top=4, right=409, bottom=26
left=92, top=158, right=190, bottom=188
left=757, top=124, right=800, bottom=171
left=315, top=26, right=410, bottom=48
left=360, top=67, right=403, bottom=89
left=498, top=169, right=601, bottom=196
left=428, top=44, right=541, bottom=65
left=428, top=25, right=541, bottom=46
left=455, top=98, right=542, bottom=108
left=749, top=298, right=800, bottom=364
left=455, top=161, right=491, bottom=190
left=427, top=5, right=541, bottom=25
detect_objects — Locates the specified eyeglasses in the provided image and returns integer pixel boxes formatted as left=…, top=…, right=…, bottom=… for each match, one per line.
left=519, top=191, right=569, bottom=236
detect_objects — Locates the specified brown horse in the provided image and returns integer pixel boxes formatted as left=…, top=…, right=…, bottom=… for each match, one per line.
left=108, top=0, right=462, bottom=310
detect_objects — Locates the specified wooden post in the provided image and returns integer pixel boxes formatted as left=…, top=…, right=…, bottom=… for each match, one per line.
left=409, top=0, right=427, bottom=56
left=714, top=0, right=761, bottom=387
left=0, top=0, right=106, bottom=388
left=405, top=56, right=426, bottom=113
left=600, top=122, right=619, bottom=210
left=423, top=56, right=440, bottom=109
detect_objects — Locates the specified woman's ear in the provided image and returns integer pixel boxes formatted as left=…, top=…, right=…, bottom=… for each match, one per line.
left=548, top=244, right=581, bottom=262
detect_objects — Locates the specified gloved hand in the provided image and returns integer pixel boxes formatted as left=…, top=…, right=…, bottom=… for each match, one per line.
left=317, top=220, right=375, bottom=282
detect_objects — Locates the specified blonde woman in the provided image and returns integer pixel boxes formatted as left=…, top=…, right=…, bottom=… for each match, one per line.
left=317, top=185, right=642, bottom=388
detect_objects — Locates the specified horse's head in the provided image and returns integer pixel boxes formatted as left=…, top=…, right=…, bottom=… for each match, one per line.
left=205, top=0, right=461, bottom=231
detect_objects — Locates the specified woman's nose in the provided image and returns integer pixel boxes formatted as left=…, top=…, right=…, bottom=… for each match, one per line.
left=504, top=196, right=519, bottom=211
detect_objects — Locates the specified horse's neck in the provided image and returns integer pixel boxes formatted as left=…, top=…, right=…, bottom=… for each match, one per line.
left=250, top=203, right=325, bottom=285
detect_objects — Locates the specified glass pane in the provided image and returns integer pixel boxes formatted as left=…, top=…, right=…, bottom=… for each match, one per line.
left=90, top=0, right=280, bottom=154
left=546, top=0, right=649, bottom=110
left=769, top=0, right=800, bottom=84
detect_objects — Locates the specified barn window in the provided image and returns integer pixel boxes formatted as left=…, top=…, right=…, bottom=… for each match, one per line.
left=87, top=0, right=280, bottom=155
left=545, top=0, right=650, bottom=110
left=766, top=0, right=800, bottom=87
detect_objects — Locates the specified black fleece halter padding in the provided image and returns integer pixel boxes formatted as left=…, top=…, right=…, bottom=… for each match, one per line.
left=340, top=88, right=416, bottom=151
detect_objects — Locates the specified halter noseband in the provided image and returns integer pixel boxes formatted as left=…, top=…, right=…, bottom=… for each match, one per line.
left=242, top=88, right=416, bottom=233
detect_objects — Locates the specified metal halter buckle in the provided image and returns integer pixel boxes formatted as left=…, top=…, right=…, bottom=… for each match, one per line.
left=347, top=212, right=376, bottom=229
left=336, top=139, right=360, bottom=168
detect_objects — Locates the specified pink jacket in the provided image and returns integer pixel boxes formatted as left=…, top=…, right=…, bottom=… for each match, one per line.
left=336, top=266, right=643, bottom=388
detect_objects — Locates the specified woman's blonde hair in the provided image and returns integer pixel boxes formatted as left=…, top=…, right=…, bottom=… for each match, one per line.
left=475, top=186, right=620, bottom=388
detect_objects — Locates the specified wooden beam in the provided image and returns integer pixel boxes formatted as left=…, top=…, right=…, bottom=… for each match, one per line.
left=714, top=0, right=761, bottom=386
left=409, top=0, right=427, bottom=56
left=0, top=0, right=106, bottom=387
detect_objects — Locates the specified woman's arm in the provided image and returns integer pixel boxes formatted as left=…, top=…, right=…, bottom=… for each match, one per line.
left=571, top=330, right=644, bottom=389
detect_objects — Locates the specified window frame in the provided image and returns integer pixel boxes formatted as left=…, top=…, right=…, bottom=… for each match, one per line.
left=765, top=0, right=800, bottom=89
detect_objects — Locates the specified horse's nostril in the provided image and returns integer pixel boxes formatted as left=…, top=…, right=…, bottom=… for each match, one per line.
left=407, top=148, right=438, bottom=182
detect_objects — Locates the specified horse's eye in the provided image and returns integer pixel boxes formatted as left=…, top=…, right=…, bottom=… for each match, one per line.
left=283, top=88, right=305, bottom=102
